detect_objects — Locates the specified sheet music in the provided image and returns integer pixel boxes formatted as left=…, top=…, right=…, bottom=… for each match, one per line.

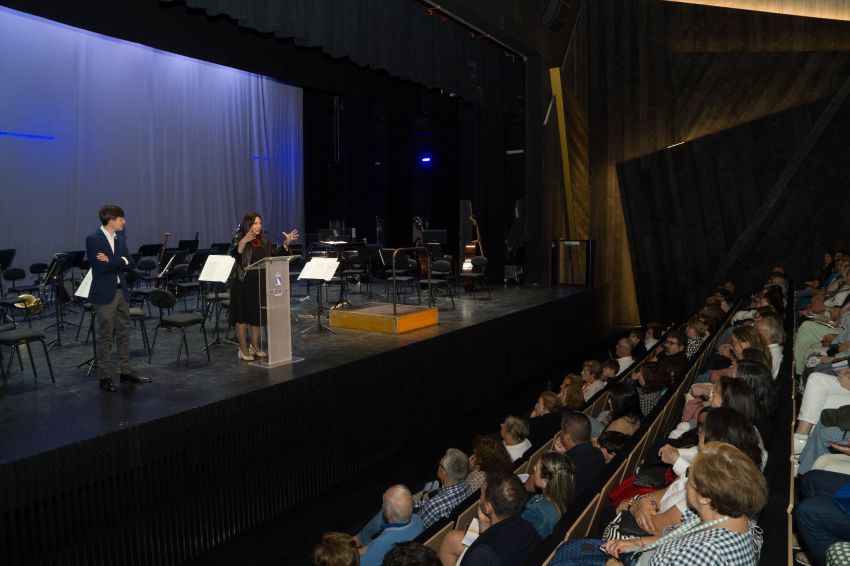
left=198, top=255, right=236, bottom=283
left=298, top=257, right=339, bottom=281
left=75, top=270, right=92, bottom=298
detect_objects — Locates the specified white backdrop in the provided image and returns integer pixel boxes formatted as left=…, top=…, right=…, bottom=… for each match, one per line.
left=0, top=6, right=303, bottom=270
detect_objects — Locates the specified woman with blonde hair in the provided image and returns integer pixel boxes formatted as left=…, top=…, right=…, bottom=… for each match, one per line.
left=559, top=373, right=585, bottom=410
left=602, top=442, right=767, bottom=566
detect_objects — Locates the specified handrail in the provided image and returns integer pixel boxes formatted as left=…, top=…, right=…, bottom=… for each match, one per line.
left=390, top=247, right=431, bottom=316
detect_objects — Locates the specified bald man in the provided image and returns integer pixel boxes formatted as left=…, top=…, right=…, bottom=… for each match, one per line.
left=355, top=484, right=424, bottom=566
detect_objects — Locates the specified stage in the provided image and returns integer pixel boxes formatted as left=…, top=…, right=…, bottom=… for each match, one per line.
left=0, top=283, right=607, bottom=566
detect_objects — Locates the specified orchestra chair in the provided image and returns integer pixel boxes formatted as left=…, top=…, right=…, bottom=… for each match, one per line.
left=418, top=259, right=455, bottom=309
left=147, top=289, right=209, bottom=369
left=0, top=325, right=55, bottom=399
left=3, top=268, right=40, bottom=297
left=76, top=304, right=150, bottom=356
left=459, top=256, right=491, bottom=299
left=135, top=258, right=159, bottom=288
left=171, top=263, right=201, bottom=311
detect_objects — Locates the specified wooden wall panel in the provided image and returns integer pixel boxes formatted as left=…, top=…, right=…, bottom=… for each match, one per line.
left=588, top=0, right=674, bottom=325
left=665, top=0, right=850, bottom=21
left=667, top=2, right=850, bottom=51
left=672, top=52, right=850, bottom=142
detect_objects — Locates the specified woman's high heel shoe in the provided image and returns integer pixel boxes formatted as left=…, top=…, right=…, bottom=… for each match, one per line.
left=249, top=345, right=266, bottom=358
left=238, top=349, right=255, bottom=361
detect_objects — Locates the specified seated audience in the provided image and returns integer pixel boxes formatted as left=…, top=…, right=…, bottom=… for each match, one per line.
left=622, top=408, right=763, bottom=538
left=581, top=360, right=605, bottom=401
left=685, top=317, right=709, bottom=360
left=438, top=472, right=541, bottom=566
left=632, top=364, right=669, bottom=416
left=602, top=359, right=620, bottom=382
left=797, top=405, right=850, bottom=476
left=314, top=532, right=360, bottom=566
left=382, top=542, right=440, bottom=566
left=600, top=442, right=767, bottom=566
left=465, top=435, right=513, bottom=492
left=614, top=338, right=635, bottom=374
left=558, top=373, right=584, bottom=411
left=597, top=431, right=628, bottom=463
left=795, top=466, right=850, bottom=566
left=755, top=314, right=785, bottom=379
left=355, top=485, right=424, bottom=566
left=796, top=300, right=850, bottom=376
left=794, top=369, right=850, bottom=454
left=521, top=451, right=576, bottom=538
left=553, top=412, right=605, bottom=496
left=528, top=391, right=563, bottom=448
left=648, top=330, right=688, bottom=383
left=628, top=328, right=648, bottom=359
left=417, top=449, right=472, bottom=529
left=644, top=323, right=662, bottom=351
left=597, top=381, right=643, bottom=437
left=500, top=416, right=532, bottom=462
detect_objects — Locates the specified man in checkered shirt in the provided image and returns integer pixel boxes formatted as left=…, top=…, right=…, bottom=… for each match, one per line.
left=416, top=449, right=472, bottom=529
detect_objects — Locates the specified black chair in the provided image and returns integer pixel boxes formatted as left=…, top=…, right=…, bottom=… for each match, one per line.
left=136, top=258, right=159, bottom=287
left=29, top=263, right=48, bottom=286
left=147, top=288, right=209, bottom=368
left=459, top=256, right=491, bottom=299
left=418, top=259, right=455, bottom=309
left=171, top=263, right=201, bottom=311
left=76, top=303, right=151, bottom=356
left=3, top=268, right=39, bottom=297
left=0, top=326, right=55, bottom=399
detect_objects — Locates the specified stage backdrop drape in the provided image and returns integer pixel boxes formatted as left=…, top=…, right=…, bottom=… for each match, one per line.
left=0, top=6, right=303, bottom=270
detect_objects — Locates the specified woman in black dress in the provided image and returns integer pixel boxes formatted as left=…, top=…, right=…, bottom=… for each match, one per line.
left=230, top=212, right=299, bottom=360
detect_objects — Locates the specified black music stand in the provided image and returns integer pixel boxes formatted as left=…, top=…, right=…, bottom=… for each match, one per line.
left=0, top=249, right=15, bottom=297
left=198, top=255, right=235, bottom=350
left=298, top=257, right=339, bottom=334
left=209, top=242, right=230, bottom=254
left=178, top=239, right=199, bottom=253
left=138, top=243, right=163, bottom=257
left=43, top=252, right=75, bottom=349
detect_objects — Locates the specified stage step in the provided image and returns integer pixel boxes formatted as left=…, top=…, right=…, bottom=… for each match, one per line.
left=329, top=304, right=438, bottom=333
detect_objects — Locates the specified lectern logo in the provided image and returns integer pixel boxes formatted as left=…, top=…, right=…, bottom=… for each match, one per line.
left=270, top=271, right=285, bottom=296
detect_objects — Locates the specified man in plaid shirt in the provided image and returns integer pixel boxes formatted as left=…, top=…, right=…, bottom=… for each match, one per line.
left=416, top=449, right=472, bottom=529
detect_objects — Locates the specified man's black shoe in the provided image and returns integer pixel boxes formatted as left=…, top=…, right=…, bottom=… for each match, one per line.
left=120, top=372, right=151, bottom=384
left=99, top=378, right=117, bottom=392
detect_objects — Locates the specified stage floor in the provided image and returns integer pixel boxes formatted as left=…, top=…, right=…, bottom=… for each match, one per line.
left=0, top=283, right=584, bottom=465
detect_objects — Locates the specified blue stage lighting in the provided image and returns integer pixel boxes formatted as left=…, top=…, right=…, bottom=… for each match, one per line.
left=420, top=156, right=431, bottom=163
left=0, top=130, right=54, bottom=140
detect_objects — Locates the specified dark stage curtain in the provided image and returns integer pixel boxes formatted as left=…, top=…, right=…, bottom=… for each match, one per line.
left=164, top=0, right=520, bottom=111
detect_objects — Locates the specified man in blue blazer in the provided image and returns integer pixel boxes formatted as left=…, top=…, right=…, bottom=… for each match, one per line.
left=85, top=204, right=150, bottom=392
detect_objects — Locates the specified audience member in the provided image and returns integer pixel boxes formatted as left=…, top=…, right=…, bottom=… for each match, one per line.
left=382, top=542, right=440, bottom=566
left=598, top=381, right=643, bottom=437
left=632, top=364, right=668, bottom=416
left=581, top=360, right=605, bottom=401
left=601, top=359, right=620, bottom=382
left=558, top=373, right=584, bottom=410
left=597, top=431, right=628, bottom=463
left=648, top=329, right=688, bottom=383
left=553, top=412, right=605, bottom=495
left=614, top=338, right=635, bottom=374
left=521, top=451, right=576, bottom=538
left=458, top=472, right=541, bottom=566
left=628, top=328, right=648, bottom=359
left=528, top=391, right=564, bottom=447
left=417, top=449, right=472, bottom=529
left=645, top=323, right=662, bottom=351
left=465, top=435, right=513, bottom=492
left=356, top=485, right=424, bottom=566
left=314, top=532, right=360, bottom=566
left=685, top=317, right=709, bottom=360
left=795, top=467, right=850, bottom=566
left=500, top=416, right=532, bottom=462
